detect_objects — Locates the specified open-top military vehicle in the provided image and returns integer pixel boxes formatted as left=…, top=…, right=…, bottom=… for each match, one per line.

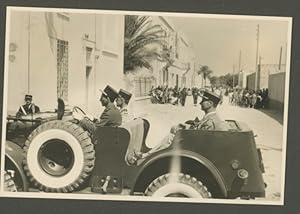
left=4, top=100, right=266, bottom=199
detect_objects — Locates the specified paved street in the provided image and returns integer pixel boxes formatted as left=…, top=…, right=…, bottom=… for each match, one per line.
left=134, top=95, right=285, bottom=201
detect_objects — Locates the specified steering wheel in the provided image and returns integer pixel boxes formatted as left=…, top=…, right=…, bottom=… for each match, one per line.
left=72, top=106, right=95, bottom=122
left=73, top=106, right=87, bottom=116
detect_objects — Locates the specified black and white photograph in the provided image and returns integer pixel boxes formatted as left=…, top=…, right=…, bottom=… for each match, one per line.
left=0, top=6, right=292, bottom=205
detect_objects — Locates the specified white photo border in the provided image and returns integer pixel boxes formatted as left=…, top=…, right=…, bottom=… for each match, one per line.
left=0, top=6, right=293, bottom=206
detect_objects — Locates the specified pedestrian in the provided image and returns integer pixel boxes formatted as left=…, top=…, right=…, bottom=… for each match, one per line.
left=180, top=88, right=187, bottom=106
left=192, top=87, right=199, bottom=106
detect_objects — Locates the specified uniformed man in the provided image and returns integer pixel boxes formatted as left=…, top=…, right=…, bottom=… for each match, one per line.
left=16, top=94, right=40, bottom=118
left=116, top=89, right=134, bottom=124
left=192, top=90, right=229, bottom=131
left=134, top=90, right=229, bottom=161
left=76, top=85, right=122, bottom=133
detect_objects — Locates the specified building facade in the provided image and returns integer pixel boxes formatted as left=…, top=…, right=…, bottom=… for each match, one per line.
left=7, top=11, right=125, bottom=116
left=150, top=17, right=201, bottom=90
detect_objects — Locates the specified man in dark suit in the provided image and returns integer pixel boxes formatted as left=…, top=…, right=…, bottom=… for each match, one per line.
left=77, top=85, right=122, bottom=133
left=16, top=94, right=40, bottom=118
left=192, top=87, right=199, bottom=106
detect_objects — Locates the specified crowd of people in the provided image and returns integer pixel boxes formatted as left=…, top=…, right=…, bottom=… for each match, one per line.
left=149, top=85, right=209, bottom=106
left=227, top=88, right=269, bottom=109
left=149, top=85, right=269, bottom=110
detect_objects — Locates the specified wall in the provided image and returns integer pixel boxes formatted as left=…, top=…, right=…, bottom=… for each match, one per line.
left=258, top=64, right=285, bottom=90
left=268, top=72, right=286, bottom=113
left=7, top=11, right=30, bottom=113
left=6, top=11, right=124, bottom=117
left=246, top=72, right=256, bottom=90
left=7, top=11, right=57, bottom=113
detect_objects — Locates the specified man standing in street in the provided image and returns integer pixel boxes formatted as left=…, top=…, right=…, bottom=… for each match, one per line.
left=192, top=87, right=199, bottom=106
left=75, top=85, right=122, bottom=133
left=116, top=89, right=134, bottom=124
left=16, top=94, right=40, bottom=118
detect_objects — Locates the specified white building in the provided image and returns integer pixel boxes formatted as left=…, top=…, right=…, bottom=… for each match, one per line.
left=7, top=10, right=125, bottom=116
left=149, top=17, right=202, bottom=90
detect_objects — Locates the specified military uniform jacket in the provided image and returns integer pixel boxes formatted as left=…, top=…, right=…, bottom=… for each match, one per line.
left=195, top=111, right=229, bottom=131
left=120, top=105, right=134, bottom=124
left=97, top=103, right=122, bottom=127
left=17, top=103, right=40, bottom=117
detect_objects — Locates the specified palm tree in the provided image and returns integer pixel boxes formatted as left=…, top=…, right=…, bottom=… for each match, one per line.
left=197, top=65, right=213, bottom=87
left=124, top=15, right=166, bottom=73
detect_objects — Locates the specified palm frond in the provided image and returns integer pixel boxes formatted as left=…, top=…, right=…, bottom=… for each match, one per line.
left=124, top=15, right=170, bottom=73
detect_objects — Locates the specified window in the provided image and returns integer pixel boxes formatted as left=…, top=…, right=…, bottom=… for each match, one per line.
left=57, top=40, right=69, bottom=101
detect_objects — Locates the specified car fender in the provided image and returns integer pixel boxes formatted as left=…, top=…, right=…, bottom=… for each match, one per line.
left=5, top=140, right=28, bottom=191
left=133, top=149, right=227, bottom=197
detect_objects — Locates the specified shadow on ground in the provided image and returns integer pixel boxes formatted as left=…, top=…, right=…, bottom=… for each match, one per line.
left=259, top=108, right=283, bottom=125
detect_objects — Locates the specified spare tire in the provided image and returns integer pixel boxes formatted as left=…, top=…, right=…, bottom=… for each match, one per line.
left=23, top=120, right=95, bottom=193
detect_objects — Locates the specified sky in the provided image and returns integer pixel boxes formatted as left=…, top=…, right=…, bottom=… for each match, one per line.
left=169, top=15, right=291, bottom=76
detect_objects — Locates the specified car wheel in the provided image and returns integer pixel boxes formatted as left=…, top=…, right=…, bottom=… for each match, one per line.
left=23, top=120, right=95, bottom=193
left=4, top=171, right=17, bottom=192
left=145, top=173, right=212, bottom=198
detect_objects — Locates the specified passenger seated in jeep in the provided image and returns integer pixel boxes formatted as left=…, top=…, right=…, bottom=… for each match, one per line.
left=74, top=85, right=122, bottom=133
left=116, top=89, right=134, bottom=124
left=186, top=90, right=229, bottom=131
left=134, top=90, right=229, bottom=160
left=16, top=94, right=40, bottom=118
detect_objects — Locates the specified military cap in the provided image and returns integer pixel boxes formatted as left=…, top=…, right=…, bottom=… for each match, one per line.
left=199, top=90, right=220, bottom=105
left=25, top=94, right=33, bottom=100
left=118, top=89, right=132, bottom=104
left=100, top=85, right=119, bottom=102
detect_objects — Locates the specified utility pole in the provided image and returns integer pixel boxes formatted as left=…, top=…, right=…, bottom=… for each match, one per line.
left=28, top=12, right=31, bottom=94
left=238, top=50, right=242, bottom=87
left=258, top=55, right=262, bottom=90
left=233, top=64, right=235, bottom=88
left=238, top=50, right=242, bottom=73
left=255, top=24, right=260, bottom=90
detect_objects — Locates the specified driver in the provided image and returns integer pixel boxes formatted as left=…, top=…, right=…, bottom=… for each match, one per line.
left=75, top=85, right=122, bottom=133
left=16, top=94, right=40, bottom=118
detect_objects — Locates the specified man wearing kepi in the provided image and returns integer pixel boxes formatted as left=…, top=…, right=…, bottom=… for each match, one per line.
left=116, top=89, right=134, bottom=124
left=16, top=94, right=40, bottom=118
left=135, top=90, right=228, bottom=161
left=77, top=85, right=122, bottom=133
left=191, top=90, right=229, bottom=130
